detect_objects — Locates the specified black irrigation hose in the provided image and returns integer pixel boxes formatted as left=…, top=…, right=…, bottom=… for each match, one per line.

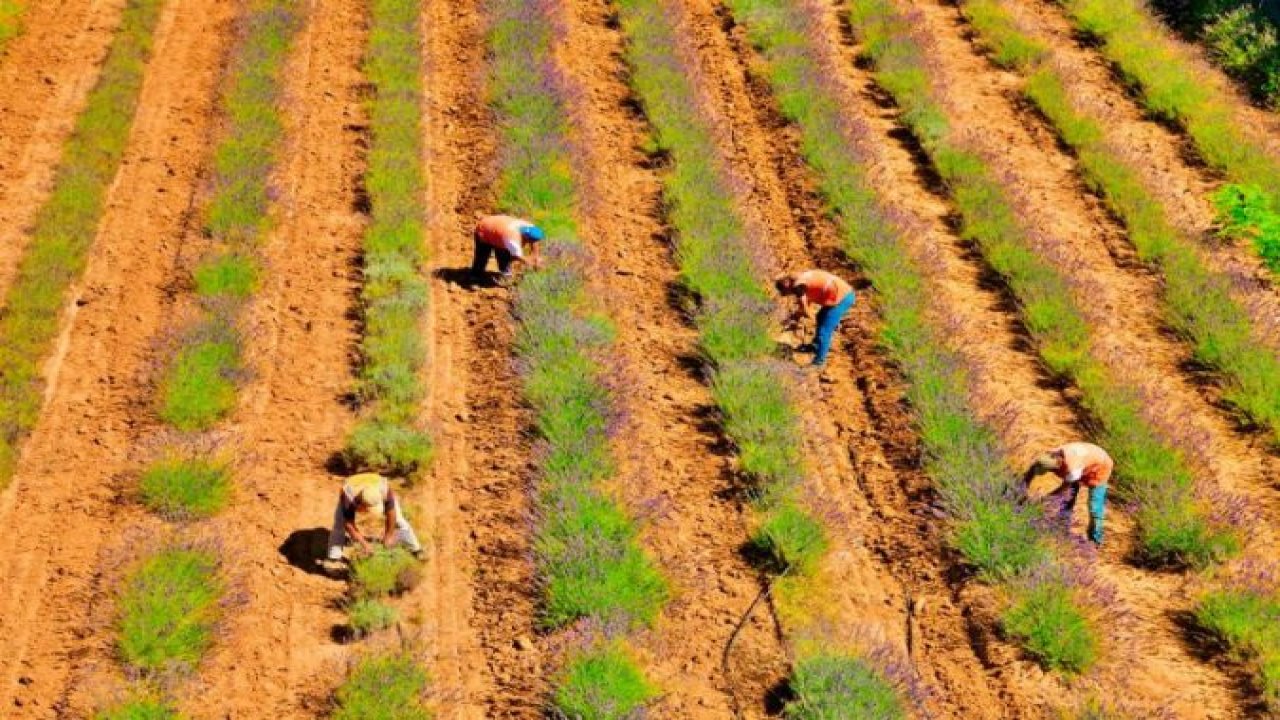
left=721, top=568, right=790, bottom=719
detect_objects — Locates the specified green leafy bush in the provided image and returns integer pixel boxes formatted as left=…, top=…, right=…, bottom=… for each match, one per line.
left=117, top=547, right=223, bottom=674
left=94, top=693, right=180, bottom=720
left=553, top=644, right=657, bottom=720
left=343, top=418, right=434, bottom=476
left=0, top=0, right=164, bottom=486
left=347, top=598, right=398, bottom=637
left=158, top=336, right=241, bottom=431
left=349, top=546, right=420, bottom=598
left=1194, top=583, right=1280, bottom=708
left=1002, top=579, right=1099, bottom=672
left=749, top=500, right=829, bottom=575
left=193, top=252, right=258, bottom=298
left=333, top=652, right=431, bottom=720
left=139, top=453, right=232, bottom=519
left=783, top=654, right=907, bottom=720
left=1214, top=183, right=1280, bottom=267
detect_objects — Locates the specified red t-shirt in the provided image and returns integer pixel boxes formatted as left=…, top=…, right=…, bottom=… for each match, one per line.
left=475, top=215, right=533, bottom=257
left=795, top=270, right=852, bottom=307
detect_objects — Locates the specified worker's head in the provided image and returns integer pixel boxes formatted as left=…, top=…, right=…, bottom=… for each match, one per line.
left=1029, top=449, right=1064, bottom=474
left=520, top=225, right=545, bottom=244
left=774, top=274, right=799, bottom=296
left=354, top=484, right=386, bottom=511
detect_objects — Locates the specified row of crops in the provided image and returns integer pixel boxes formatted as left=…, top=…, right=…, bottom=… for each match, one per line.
left=0, top=0, right=1279, bottom=713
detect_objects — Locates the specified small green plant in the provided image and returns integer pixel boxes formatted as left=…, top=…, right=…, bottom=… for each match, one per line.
left=158, top=337, right=241, bottom=431
left=342, top=419, right=434, bottom=476
left=117, top=547, right=223, bottom=674
left=94, top=692, right=180, bottom=720
left=350, top=546, right=420, bottom=598
left=783, top=654, right=908, bottom=719
left=1002, top=580, right=1099, bottom=673
left=1214, top=183, right=1280, bottom=268
left=553, top=643, right=658, bottom=720
left=139, top=453, right=232, bottom=519
left=749, top=500, right=829, bottom=575
left=333, top=652, right=431, bottom=720
left=0, top=1, right=21, bottom=49
left=1194, top=583, right=1280, bottom=708
left=347, top=598, right=398, bottom=637
left=193, top=252, right=258, bottom=298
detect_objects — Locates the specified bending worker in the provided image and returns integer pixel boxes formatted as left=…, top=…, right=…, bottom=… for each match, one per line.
left=775, top=269, right=856, bottom=369
left=471, top=214, right=545, bottom=281
left=327, top=472, right=423, bottom=561
left=1023, top=442, right=1113, bottom=546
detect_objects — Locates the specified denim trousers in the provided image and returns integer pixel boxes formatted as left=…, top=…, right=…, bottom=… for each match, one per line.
left=812, top=292, right=855, bottom=365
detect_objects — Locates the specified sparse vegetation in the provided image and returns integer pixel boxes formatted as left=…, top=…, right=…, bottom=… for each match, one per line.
left=553, top=643, right=659, bottom=720
left=117, top=546, right=223, bottom=675
left=846, top=0, right=1237, bottom=569
left=139, top=452, right=232, bottom=520
left=332, top=652, right=432, bottom=720
left=341, top=0, right=433, bottom=476
left=960, top=0, right=1280, bottom=445
left=346, top=598, right=398, bottom=637
left=1192, top=562, right=1280, bottom=709
left=94, top=693, right=181, bottom=720
left=349, top=546, right=420, bottom=598
left=0, top=0, right=164, bottom=485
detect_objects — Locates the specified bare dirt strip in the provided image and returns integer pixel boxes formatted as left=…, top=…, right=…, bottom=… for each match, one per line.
left=188, top=0, right=369, bottom=716
left=552, top=0, right=790, bottom=715
left=412, top=0, right=546, bottom=715
left=0, top=0, right=239, bottom=714
left=0, top=0, right=124, bottom=304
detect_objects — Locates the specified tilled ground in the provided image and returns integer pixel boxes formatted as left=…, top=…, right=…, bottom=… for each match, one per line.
left=0, top=0, right=1277, bottom=716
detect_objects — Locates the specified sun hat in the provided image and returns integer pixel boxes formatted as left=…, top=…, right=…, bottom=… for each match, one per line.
left=520, top=225, right=546, bottom=243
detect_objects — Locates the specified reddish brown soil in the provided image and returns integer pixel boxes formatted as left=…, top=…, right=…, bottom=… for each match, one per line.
left=0, top=0, right=125, bottom=303
left=187, top=0, right=370, bottom=715
left=0, top=0, right=239, bottom=713
left=412, top=0, right=546, bottom=715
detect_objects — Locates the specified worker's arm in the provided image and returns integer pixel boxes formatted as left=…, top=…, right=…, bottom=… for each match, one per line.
left=382, top=491, right=399, bottom=547
left=340, top=491, right=372, bottom=553
left=526, top=241, right=543, bottom=269
left=1045, top=479, right=1074, bottom=497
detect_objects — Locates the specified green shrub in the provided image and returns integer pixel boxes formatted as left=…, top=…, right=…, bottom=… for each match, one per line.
left=333, top=652, right=431, bottom=720
left=553, top=644, right=657, bottom=720
left=1214, top=183, right=1280, bottom=268
left=350, top=546, right=420, bottom=598
left=1002, top=580, right=1099, bottom=673
left=953, top=503, right=1049, bottom=581
left=784, top=654, right=907, bottom=719
left=193, top=252, right=258, bottom=298
left=0, top=0, right=164, bottom=488
left=94, top=693, right=180, bottom=720
left=347, top=598, right=398, bottom=637
left=158, top=336, right=240, bottom=431
left=139, top=454, right=232, bottom=519
left=0, top=1, right=21, bottom=48
left=749, top=500, right=829, bottom=575
left=117, top=547, right=223, bottom=674
left=1194, top=587, right=1280, bottom=707
left=343, top=418, right=433, bottom=476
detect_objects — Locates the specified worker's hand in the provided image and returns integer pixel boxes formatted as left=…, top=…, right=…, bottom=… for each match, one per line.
left=383, top=531, right=399, bottom=548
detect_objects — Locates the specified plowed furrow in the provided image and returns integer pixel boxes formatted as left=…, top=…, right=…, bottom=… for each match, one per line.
left=415, top=0, right=543, bottom=716
left=0, top=0, right=123, bottom=303
left=823, top=0, right=1252, bottom=713
left=555, top=0, right=788, bottom=715
left=698, top=1, right=1056, bottom=716
left=0, top=0, right=238, bottom=712
left=188, top=0, right=368, bottom=716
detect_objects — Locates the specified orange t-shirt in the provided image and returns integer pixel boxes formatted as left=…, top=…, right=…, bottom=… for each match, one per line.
left=475, top=215, right=533, bottom=257
left=1054, top=442, right=1113, bottom=488
left=795, top=270, right=852, bottom=307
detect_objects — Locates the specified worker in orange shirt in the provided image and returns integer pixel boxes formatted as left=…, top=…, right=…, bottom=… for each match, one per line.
left=471, top=214, right=545, bottom=282
left=775, top=270, right=856, bottom=368
left=1023, top=442, right=1114, bottom=545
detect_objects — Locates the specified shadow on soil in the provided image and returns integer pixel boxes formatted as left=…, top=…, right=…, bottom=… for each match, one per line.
left=434, top=266, right=503, bottom=289
left=280, top=527, right=343, bottom=579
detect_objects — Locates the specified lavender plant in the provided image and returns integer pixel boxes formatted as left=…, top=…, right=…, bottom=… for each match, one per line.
left=489, top=0, right=666, bottom=709
left=1193, top=559, right=1280, bottom=709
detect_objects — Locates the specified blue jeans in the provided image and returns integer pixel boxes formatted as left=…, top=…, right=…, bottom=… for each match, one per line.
left=1063, top=484, right=1107, bottom=544
left=812, top=292, right=855, bottom=366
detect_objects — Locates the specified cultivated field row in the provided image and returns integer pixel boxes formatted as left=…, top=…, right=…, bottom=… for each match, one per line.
left=0, top=0, right=1277, bottom=716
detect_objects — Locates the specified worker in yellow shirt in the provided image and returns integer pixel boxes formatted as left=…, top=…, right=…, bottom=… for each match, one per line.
left=327, top=473, right=423, bottom=560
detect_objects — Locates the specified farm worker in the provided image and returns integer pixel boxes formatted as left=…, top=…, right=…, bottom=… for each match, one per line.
left=1022, top=442, right=1114, bottom=545
left=774, top=270, right=856, bottom=368
left=327, top=472, right=424, bottom=561
left=471, top=214, right=545, bottom=280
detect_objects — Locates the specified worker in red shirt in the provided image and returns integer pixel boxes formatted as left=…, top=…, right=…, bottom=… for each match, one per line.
left=1023, top=442, right=1114, bottom=545
left=471, top=214, right=545, bottom=281
left=775, top=270, right=856, bottom=368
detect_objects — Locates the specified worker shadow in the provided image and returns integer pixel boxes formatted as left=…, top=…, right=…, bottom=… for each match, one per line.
left=434, top=267, right=500, bottom=289
left=279, top=528, right=346, bottom=580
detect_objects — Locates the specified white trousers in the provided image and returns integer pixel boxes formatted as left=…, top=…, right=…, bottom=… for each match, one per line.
left=328, top=502, right=422, bottom=560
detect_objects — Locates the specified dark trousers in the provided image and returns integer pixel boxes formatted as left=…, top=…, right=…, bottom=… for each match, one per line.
left=471, top=236, right=514, bottom=276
